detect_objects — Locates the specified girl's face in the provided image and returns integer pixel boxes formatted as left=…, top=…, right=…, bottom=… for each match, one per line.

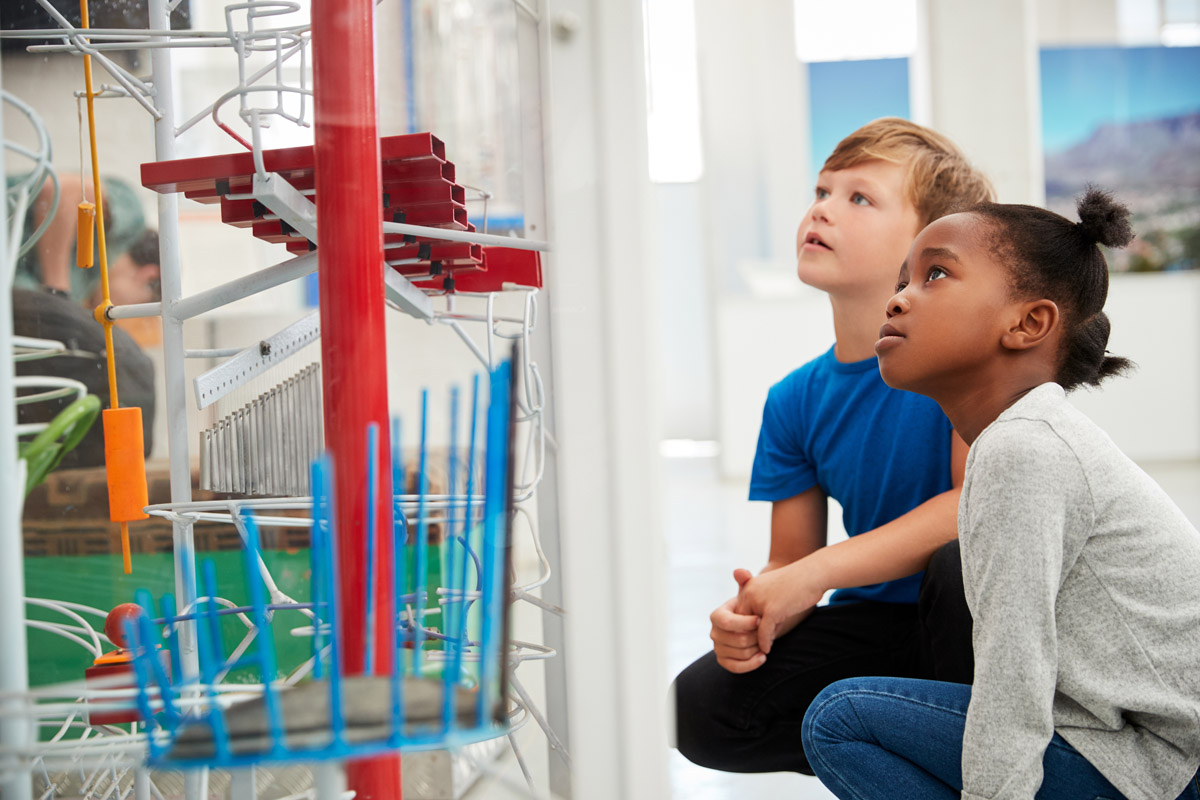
left=875, top=213, right=1024, bottom=396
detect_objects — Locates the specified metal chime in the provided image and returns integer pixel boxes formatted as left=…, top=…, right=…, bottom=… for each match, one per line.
left=199, top=362, right=323, bottom=496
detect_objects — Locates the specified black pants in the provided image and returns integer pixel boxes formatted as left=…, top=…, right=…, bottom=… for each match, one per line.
left=671, top=540, right=973, bottom=775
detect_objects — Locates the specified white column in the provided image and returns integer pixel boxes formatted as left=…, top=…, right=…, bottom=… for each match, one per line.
left=913, top=0, right=1044, bottom=204
left=0, top=53, right=34, bottom=800
left=693, top=0, right=809, bottom=292
left=545, top=0, right=668, bottom=797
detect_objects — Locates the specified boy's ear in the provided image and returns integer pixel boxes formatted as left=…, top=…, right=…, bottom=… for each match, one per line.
left=1000, top=299, right=1059, bottom=351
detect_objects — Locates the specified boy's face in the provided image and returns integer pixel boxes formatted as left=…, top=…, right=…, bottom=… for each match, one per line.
left=107, top=252, right=160, bottom=307
left=875, top=213, right=1020, bottom=396
left=795, top=160, right=922, bottom=299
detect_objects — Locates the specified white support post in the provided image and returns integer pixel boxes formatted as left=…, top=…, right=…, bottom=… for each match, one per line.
left=545, top=0, right=669, bottom=798
left=0, top=52, right=34, bottom=800
left=149, top=3, right=202, bottom=800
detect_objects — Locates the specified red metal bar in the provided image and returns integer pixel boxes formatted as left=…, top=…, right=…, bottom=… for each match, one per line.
left=311, top=1, right=400, bottom=796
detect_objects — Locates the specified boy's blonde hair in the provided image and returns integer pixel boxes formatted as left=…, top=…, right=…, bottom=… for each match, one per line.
left=823, top=117, right=994, bottom=226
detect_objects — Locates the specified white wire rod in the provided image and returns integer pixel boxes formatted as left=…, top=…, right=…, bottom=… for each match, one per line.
left=24, top=599, right=103, bottom=655
left=171, top=251, right=317, bottom=321
left=434, top=310, right=528, bottom=326
left=445, top=320, right=491, bottom=373
left=508, top=672, right=570, bottom=769
left=29, top=40, right=234, bottom=53
left=12, top=337, right=66, bottom=363
left=29, top=0, right=159, bottom=120
left=142, top=493, right=487, bottom=515
left=506, top=729, right=539, bottom=799
left=7, top=183, right=32, bottom=277
left=211, top=84, right=313, bottom=147
left=105, top=302, right=161, bottom=321
left=23, top=623, right=100, bottom=659
left=184, top=348, right=241, bottom=359
left=229, top=514, right=314, bottom=621
left=512, top=588, right=564, bottom=617
left=382, top=221, right=550, bottom=252
left=0, top=28, right=243, bottom=40
left=13, top=375, right=87, bottom=406
left=174, top=40, right=307, bottom=138
left=25, top=599, right=108, bottom=622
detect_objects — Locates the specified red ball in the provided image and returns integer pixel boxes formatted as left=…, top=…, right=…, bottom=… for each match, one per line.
left=104, top=603, right=145, bottom=649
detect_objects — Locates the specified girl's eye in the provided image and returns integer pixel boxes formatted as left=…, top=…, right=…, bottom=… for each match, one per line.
left=928, top=266, right=947, bottom=281
left=815, top=187, right=830, bottom=200
left=851, top=193, right=871, bottom=206
left=894, top=281, right=909, bottom=293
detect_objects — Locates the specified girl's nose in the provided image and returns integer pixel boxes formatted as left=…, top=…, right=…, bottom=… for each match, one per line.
left=886, top=292, right=909, bottom=318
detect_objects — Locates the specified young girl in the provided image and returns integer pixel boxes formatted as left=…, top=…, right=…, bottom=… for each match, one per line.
left=790, top=189, right=1200, bottom=799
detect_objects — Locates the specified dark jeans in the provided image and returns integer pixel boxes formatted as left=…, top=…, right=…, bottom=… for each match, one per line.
left=803, top=677, right=1200, bottom=800
left=671, top=540, right=972, bottom=775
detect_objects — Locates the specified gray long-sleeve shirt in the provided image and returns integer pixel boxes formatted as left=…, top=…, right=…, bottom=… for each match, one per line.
left=959, top=383, right=1200, bottom=800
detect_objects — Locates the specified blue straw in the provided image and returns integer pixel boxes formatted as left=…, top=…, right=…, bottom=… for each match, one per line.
left=310, top=458, right=329, bottom=680
left=390, top=414, right=408, bottom=745
left=451, top=376, right=484, bottom=722
left=441, top=385, right=461, bottom=729
left=477, top=361, right=511, bottom=724
left=200, top=560, right=232, bottom=760
left=240, top=516, right=284, bottom=756
left=413, top=389, right=430, bottom=674
left=363, top=422, right=379, bottom=675
left=315, top=457, right=347, bottom=744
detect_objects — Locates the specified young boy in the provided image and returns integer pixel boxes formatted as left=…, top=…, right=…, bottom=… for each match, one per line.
left=672, top=118, right=994, bottom=776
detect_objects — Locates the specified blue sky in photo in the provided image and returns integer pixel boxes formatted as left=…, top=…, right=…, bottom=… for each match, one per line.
left=1040, top=46, right=1200, bottom=154
left=808, top=58, right=910, bottom=182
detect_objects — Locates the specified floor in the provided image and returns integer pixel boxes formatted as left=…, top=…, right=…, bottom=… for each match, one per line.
left=660, top=452, right=1200, bottom=800
left=456, top=452, right=1200, bottom=800
left=662, top=454, right=835, bottom=800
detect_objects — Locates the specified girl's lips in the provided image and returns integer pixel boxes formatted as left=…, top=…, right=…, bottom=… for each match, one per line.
left=875, top=323, right=905, bottom=355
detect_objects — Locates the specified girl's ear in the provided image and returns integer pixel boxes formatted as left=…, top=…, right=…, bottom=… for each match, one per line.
left=1000, top=299, right=1059, bottom=351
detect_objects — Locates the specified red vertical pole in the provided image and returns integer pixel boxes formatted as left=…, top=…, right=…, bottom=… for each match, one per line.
left=310, top=1, right=399, bottom=796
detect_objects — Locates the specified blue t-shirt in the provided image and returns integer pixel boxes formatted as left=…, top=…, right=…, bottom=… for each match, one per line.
left=749, top=345, right=954, bottom=605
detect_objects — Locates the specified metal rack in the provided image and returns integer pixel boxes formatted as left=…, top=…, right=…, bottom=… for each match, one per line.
left=1, top=1, right=571, bottom=798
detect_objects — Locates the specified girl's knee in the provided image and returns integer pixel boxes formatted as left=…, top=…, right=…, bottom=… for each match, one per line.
left=803, top=678, right=874, bottom=750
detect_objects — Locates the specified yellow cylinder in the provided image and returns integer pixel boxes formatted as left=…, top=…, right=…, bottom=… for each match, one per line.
left=76, top=201, right=96, bottom=268
left=102, top=407, right=149, bottom=523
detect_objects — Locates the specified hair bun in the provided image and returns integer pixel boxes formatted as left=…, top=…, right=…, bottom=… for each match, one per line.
left=1076, top=186, right=1134, bottom=249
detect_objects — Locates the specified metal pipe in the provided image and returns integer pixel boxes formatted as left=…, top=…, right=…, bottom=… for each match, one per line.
left=381, top=219, right=551, bottom=251
left=311, top=0, right=400, bottom=794
left=148, top=4, right=203, bottom=799
left=172, top=251, right=317, bottom=320
left=0, top=51, right=34, bottom=800
left=105, top=301, right=162, bottom=320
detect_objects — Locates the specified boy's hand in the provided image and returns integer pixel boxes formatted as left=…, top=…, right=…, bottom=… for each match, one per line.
left=736, top=562, right=823, bottom=656
left=710, top=569, right=766, bottom=673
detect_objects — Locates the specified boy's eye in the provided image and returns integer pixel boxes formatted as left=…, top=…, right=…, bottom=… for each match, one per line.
left=851, top=193, right=871, bottom=206
left=815, top=187, right=830, bottom=200
left=928, top=266, right=948, bottom=281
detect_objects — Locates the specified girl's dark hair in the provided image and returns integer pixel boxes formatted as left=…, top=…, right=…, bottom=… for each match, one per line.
left=971, top=186, right=1136, bottom=391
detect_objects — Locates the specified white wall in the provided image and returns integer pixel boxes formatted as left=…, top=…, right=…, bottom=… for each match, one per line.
left=654, top=182, right=716, bottom=440
left=1069, top=271, right=1200, bottom=462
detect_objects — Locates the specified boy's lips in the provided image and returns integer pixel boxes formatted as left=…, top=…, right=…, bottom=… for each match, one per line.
left=803, top=232, right=832, bottom=251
